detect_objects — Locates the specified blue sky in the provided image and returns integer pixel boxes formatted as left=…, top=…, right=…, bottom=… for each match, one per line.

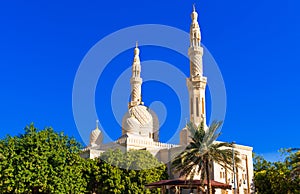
left=0, top=0, right=299, bottom=161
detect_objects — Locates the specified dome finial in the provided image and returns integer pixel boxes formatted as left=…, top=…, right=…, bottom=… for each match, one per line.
left=136, top=41, right=138, bottom=48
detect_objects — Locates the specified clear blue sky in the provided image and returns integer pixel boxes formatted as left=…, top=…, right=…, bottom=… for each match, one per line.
left=0, top=0, right=299, bottom=161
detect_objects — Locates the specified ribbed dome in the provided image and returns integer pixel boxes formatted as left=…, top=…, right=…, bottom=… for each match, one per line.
left=129, top=105, right=153, bottom=127
left=124, top=116, right=140, bottom=133
left=148, top=108, right=159, bottom=141
left=89, top=127, right=103, bottom=146
left=121, top=105, right=159, bottom=139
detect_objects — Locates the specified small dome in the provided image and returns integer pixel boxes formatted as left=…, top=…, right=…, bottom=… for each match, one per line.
left=89, top=127, right=103, bottom=146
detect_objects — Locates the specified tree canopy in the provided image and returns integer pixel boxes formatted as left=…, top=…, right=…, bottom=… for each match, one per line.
left=0, top=124, right=167, bottom=194
left=87, top=149, right=168, bottom=194
left=288, top=148, right=300, bottom=178
left=253, top=151, right=300, bottom=194
left=0, top=124, right=87, bottom=193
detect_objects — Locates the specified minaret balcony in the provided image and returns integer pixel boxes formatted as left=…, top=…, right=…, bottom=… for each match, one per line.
left=130, top=77, right=142, bottom=83
left=128, top=101, right=143, bottom=109
left=188, top=46, right=203, bottom=54
left=186, top=76, right=207, bottom=89
left=189, top=75, right=206, bottom=82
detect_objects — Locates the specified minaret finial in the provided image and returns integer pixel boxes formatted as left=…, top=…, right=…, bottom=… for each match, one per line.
left=134, top=41, right=140, bottom=56
left=193, top=3, right=196, bottom=12
left=96, top=120, right=99, bottom=129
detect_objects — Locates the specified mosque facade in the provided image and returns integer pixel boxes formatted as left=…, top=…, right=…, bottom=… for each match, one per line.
left=81, top=7, right=254, bottom=194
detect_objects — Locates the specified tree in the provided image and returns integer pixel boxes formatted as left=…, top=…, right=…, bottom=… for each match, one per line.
left=253, top=153, right=300, bottom=194
left=0, top=125, right=167, bottom=194
left=87, top=149, right=168, bottom=194
left=84, top=158, right=124, bottom=194
left=252, top=155, right=273, bottom=193
left=0, top=124, right=87, bottom=193
left=172, top=121, right=239, bottom=194
left=287, top=148, right=300, bottom=178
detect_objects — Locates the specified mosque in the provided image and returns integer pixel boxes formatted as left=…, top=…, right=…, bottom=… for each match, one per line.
left=81, top=6, right=254, bottom=194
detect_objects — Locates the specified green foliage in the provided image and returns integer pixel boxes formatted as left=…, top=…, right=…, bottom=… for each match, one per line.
left=172, top=121, right=239, bottom=194
left=0, top=125, right=168, bottom=193
left=253, top=152, right=300, bottom=194
left=0, top=124, right=87, bottom=193
left=86, top=149, right=167, bottom=194
left=287, top=148, right=300, bottom=178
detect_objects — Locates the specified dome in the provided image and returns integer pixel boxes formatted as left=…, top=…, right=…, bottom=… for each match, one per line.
left=148, top=108, right=159, bottom=141
left=121, top=105, right=160, bottom=139
left=129, top=105, right=153, bottom=127
left=89, top=127, right=103, bottom=146
left=124, top=116, right=140, bottom=133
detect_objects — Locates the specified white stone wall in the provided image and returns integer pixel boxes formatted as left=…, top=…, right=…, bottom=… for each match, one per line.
left=212, top=143, right=254, bottom=194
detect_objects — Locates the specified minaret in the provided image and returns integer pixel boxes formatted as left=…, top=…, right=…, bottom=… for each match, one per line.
left=128, top=42, right=144, bottom=108
left=187, top=5, right=207, bottom=127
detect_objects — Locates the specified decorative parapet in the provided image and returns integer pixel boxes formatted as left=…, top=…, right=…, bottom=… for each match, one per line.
left=127, top=138, right=179, bottom=149
left=116, top=136, right=179, bottom=149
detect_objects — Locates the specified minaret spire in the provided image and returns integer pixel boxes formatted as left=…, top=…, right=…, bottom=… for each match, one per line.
left=129, top=42, right=143, bottom=108
left=187, top=5, right=207, bottom=127
left=188, top=4, right=203, bottom=81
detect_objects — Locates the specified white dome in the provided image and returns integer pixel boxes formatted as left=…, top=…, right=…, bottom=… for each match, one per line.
left=129, top=105, right=153, bottom=127
left=121, top=105, right=159, bottom=139
left=124, top=116, right=140, bottom=133
left=89, top=127, right=103, bottom=146
left=148, top=109, right=159, bottom=141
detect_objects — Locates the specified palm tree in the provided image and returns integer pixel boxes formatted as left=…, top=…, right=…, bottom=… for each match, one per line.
left=172, top=121, right=240, bottom=194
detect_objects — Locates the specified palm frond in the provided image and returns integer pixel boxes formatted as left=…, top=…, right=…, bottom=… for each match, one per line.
left=172, top=120, right=239, bottom=186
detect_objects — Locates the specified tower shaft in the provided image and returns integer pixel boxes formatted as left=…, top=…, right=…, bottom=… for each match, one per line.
left=187, top=7, right=207, bottom=127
